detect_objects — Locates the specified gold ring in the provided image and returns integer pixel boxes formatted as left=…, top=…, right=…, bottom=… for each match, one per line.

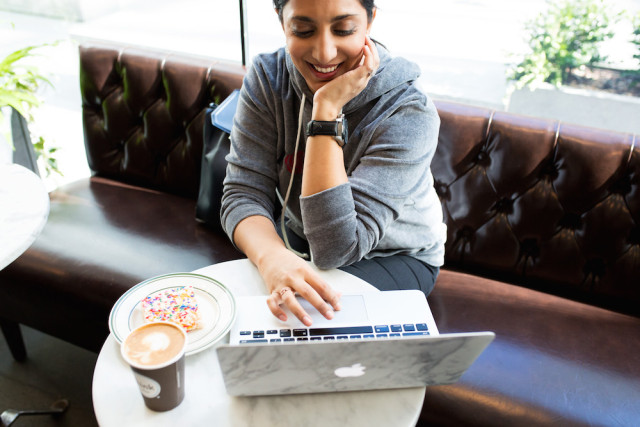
left=279, top=287, right=292, bottom=298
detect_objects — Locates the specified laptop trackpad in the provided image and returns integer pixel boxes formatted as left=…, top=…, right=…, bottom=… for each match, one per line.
left=288, top=295, right=368, bottom=327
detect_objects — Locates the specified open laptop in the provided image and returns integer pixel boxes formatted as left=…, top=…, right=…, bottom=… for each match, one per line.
left=216, top=290, right=494, bottom=396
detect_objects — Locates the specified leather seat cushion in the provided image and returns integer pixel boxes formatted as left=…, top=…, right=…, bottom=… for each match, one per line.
left=0, top=177, right=243, bottom=351
left=419, top=269, right=640, bottom=426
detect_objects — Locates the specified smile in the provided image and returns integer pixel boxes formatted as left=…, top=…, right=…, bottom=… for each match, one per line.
left=307, top=62, right=343, bottom=79
left=312, top=64, right=339, bottom=73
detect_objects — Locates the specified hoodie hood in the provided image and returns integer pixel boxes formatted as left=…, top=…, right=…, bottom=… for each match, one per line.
left=284, top=44, right=422, bottom=114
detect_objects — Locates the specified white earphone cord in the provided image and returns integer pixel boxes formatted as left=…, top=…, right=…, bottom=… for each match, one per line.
left=280, top=93, right=310, bottom=260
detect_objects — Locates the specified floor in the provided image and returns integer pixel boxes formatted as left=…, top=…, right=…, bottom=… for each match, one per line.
left=0, top=326, right=98, bottom=426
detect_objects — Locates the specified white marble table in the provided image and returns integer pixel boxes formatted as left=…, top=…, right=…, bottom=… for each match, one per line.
left=93, top=259, right=426, bottom=426
left=0, top=163, right=50, bottom=270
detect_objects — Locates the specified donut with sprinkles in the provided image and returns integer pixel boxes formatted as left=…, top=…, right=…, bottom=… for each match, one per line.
left=142, top=286, right=200, bottom=331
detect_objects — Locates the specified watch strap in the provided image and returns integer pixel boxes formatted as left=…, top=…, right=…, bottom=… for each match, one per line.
left=306, top=114, right=347, bottom=147
left=306, top=120, right=339, bottom=136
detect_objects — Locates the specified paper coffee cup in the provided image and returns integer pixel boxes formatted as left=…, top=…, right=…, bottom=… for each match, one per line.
left=121, top=321, right=187, bottom=411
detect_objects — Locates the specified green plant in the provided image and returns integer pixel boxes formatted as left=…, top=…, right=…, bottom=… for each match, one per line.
left=0, top=40, right=61, bottom=176
left=633, top=12, right=640, bottom=65
left=508, top=0, right=621, bottom=89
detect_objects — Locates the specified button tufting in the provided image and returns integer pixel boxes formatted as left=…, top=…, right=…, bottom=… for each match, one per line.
left=541, top=161, right=559, bottom=181
left=493, top=197, right=513, bottom=214
left=451, top=226, right=475, bottom=256
left=558, top=213, right=582, bottom=230
left=475, top=150, right=490, bottom=166
left=583, top=258, right=606, bottom=281
left=458, top=226, right=475, bottom=242
left=434, top=181, right=449, bottom=200
left=520, top=238, right=540, bottom=258
left=610, top=174, right=632, bottom=196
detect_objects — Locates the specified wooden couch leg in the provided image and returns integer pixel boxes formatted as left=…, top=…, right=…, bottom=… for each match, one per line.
left=0, top=318, right=27, bottom=362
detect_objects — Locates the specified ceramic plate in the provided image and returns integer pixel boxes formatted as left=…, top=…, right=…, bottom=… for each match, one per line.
left=109, top=273, right=236, bottom=356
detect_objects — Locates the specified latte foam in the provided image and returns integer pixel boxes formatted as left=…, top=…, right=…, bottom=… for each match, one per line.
left=122, top=322, right=186, bottom=367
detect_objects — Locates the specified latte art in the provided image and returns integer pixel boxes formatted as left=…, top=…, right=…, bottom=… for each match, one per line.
left=122, top=322, right=186, bottom=367
left=128, top=331, right=170, bottom=364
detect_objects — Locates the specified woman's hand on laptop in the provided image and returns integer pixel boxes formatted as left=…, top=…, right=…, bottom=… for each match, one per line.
left=259, top=248, right=342, bottom=326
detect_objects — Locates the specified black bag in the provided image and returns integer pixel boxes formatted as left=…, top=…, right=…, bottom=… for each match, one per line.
left=195, top=102, right=232, bottom=231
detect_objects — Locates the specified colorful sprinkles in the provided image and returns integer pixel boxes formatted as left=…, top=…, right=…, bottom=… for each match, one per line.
left=142, top=286, right=200, bottom=331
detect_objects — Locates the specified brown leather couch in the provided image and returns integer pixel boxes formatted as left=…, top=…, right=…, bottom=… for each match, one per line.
left=1, top=43, right=638, bottom=426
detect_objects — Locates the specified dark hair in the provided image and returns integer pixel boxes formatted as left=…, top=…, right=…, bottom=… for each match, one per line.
left=273, top=0, right=376, bottom=23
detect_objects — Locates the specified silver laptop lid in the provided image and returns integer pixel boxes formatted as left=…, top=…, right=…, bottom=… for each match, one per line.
left=218, top=290, right=494, bottom=396
left=216, top=332, right=495, bottom=396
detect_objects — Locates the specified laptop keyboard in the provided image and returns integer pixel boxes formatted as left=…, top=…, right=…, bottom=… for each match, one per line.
left=238, top=323, right=430, bottom=344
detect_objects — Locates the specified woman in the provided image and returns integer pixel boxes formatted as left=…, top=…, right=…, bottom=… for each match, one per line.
left=221, top=0, right=446, bottom=326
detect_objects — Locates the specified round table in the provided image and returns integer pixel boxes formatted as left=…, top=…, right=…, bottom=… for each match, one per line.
left=93, top=259, right=425, bottom=426
left=0, top=163, right=50, bottom=270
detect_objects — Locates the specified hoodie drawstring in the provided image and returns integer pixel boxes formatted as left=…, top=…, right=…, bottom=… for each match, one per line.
left=280, top=93, right=310, bottom=260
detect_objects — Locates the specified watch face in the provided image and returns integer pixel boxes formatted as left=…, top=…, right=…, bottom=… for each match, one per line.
left=337, top=116, right=348, bottom=146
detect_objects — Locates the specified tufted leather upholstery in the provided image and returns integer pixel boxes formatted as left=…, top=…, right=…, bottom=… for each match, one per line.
left=0, top=44, right=246, bottom=352
left=1, top=43, right=638, bottom=425
left=433, top=103, right=639, bottom=316
left=80, top=45, right=244, bottom=198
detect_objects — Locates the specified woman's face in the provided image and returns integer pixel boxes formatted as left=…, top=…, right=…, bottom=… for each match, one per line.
left=280, top=0, right=374, bottom=93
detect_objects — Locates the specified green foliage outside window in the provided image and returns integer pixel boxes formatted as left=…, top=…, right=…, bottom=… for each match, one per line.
left=0, top=39, right=61, bottom=176
left=508, top=0, right=622, bottom=89
left=633, top=13, right=640, bottom=65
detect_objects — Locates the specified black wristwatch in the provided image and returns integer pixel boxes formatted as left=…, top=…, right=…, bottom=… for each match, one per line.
left=306, top=114, right=348, bottom=147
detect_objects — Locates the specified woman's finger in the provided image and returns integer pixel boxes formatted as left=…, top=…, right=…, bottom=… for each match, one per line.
left=280, top=288, right=313, bottom=326
left=294, top=281, right=336, bottom=322
left=304, top=272, right=342, bottom=313
left=266, top=289, right=289, bottom=322
left=267, top=285, right=315, bottom=326
left=367, top=36, right=380, bottom=67
left=364, top=37, right=379, bottom=77
left=361, top=46, right=373, bottom=77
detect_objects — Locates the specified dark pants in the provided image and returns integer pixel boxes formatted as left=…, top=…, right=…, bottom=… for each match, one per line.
left=277, top=220, right=439, bottom=297
left=338, top=256, right=438, bottom=297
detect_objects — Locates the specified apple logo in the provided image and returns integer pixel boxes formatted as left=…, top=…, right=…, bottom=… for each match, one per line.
left=334, top=363, right=366, bottom=378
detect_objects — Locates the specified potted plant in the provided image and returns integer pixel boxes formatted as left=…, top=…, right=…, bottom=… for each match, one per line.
left=0, top=40, right=60, bottom=176
left=630, top=12, right=640, bottom=87
left=504, top=0, right=640, bottom=136
left=507, top=0, right=619, bottom=89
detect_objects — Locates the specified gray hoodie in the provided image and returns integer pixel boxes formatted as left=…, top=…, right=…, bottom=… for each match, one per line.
left=221, top=45, right=446, bottom=269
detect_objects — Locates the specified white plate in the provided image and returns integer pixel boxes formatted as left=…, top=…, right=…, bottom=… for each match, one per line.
left=109, top=273, right=236, bottom=356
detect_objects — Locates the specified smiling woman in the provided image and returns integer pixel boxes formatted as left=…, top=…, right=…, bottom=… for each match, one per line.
left=274, top=0, right=376, bottom=93
left=220, top=0, right=446, bottom=327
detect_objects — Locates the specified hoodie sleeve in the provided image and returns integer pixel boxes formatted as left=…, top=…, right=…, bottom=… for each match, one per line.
left=220, top=56, right=280, bottom=242
left=300, top=90, right=440, bottom=269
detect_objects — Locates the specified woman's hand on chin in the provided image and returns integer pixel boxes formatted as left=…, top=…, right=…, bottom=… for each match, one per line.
left=312, top=36, right=380, bottom=120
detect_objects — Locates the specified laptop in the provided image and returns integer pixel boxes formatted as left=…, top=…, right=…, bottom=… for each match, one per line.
left=216, top=290, right=494, bottom=396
